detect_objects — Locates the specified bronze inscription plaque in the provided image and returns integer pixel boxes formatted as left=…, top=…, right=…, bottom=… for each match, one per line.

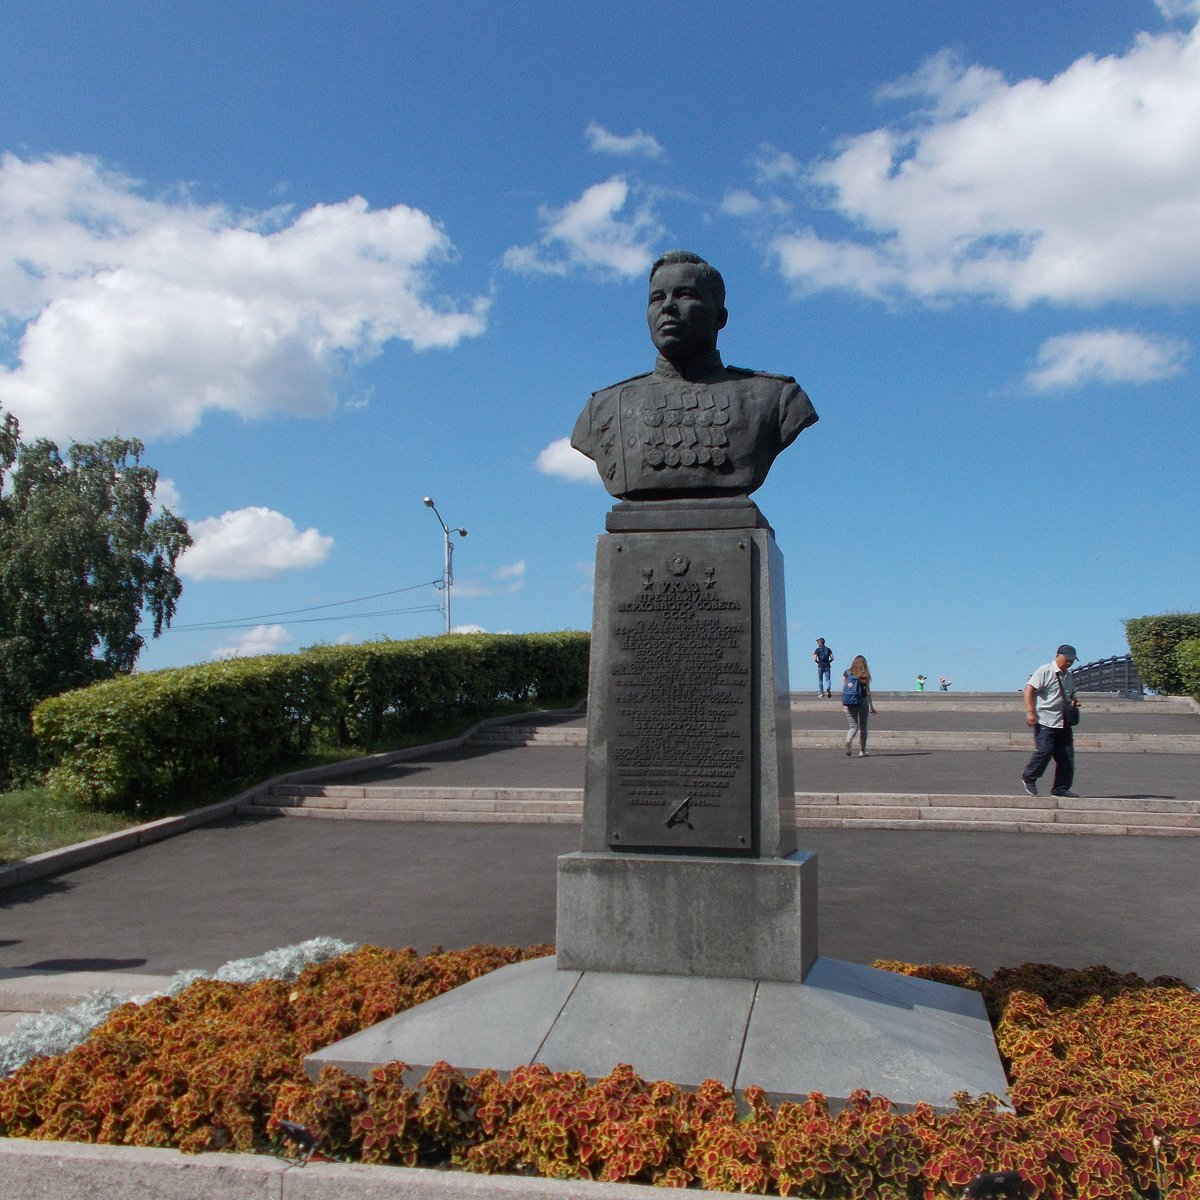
left=606, top=533, right=753, bottom=850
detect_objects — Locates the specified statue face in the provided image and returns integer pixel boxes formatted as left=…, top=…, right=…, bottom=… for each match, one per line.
left=647, top=262, right=728, bottom=363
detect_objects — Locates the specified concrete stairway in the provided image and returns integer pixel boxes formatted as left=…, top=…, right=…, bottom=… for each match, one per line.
left=792, top=791, right=1200, bottom=835
left=239, top=692, right=1200, bottom=836
left=467, top=693, right=1199, bottom=753
left=246, top=784, right=1200, bottom=836
left=251, top=784, right=583, bottom=824
left=470, top=724, right=1196, bottom=753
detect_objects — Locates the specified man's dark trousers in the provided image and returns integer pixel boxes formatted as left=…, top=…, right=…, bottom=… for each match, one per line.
left=1023, top=724, right=1075, bottom=793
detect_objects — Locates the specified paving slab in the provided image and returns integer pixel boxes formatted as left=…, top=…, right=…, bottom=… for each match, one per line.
left=537, top=970, right=757, bottom=1087
left=741, top=957, right=1009, bottom=1106
left=307, top=956, right=581, bottom=1081
left=308, top=955, right=1006, bottom=1110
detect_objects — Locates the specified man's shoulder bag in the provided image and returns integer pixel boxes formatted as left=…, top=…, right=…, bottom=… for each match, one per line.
left=1058, top=673, right=1080, bottom=726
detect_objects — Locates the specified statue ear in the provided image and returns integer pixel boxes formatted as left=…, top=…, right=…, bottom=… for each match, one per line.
left=717, top=307, right=729, bottom=332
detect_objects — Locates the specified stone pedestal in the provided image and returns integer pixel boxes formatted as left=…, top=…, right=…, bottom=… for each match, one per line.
left=559, top=497, right=814, bottom=982
left=305, top=497, right=1011, bottom=1112
left=556, top=849, right=817, bottom=981
left=580, top=498, right=795, bottom=860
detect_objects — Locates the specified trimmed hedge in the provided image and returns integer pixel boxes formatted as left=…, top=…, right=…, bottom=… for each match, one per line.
left=31, top=633, right=589, bottom=812
left=1178, top=638, right=1200, bottom=701
left=1124, top=613, right=1200, bottom=695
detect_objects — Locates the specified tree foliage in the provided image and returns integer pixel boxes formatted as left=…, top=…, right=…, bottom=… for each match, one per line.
left=0, top=404, right=191, bottom=783
left=1178, top=638, right=1200, bottom=701
left=1124, top=612, right=1200, bottom=695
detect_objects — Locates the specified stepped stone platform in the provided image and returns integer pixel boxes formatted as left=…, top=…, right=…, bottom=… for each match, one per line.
left=239, top=692, right=1200, bottom=836
left=306, top=954, right=1010, bottom=1112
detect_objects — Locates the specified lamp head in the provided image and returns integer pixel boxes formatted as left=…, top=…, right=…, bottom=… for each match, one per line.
left=422, top=496, right=435, bottom=508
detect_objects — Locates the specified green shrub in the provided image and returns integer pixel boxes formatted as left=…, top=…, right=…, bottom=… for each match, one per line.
left=1124, top=613, right=1200, bottom=694
left=1178, top=638, right=1200, bottom=701
left=32, top=633, right=589, bottom=812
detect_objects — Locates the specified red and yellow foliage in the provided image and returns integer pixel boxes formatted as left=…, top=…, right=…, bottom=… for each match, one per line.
left=1, top=945, right=1197, bottom=1197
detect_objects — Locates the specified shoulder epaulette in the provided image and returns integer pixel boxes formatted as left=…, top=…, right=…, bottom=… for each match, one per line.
left=591, top=370, right=653, bottom=396
left=726, top=365, right=797, bottom=383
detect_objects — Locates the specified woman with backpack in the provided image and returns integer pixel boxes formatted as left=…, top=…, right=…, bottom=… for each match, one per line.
left=841, top=655, right=877, bottom=757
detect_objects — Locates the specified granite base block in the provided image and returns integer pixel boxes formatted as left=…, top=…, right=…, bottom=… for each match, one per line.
left=555, top=849, right=818, bottom=982
left=305, top=955, right=1010, bottom=1110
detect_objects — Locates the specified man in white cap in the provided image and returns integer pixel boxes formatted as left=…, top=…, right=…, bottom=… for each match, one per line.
left=1021, top=644, right=1082, bottom=797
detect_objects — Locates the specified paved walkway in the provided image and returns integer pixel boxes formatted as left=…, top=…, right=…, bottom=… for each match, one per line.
left=341, top=693, right=1200, bottom=800
left=342, top=741, right=1199, bottom=800
left=3, top=817, right=1197, bottom=995
left=2, top=692, right=1197, bottom=1033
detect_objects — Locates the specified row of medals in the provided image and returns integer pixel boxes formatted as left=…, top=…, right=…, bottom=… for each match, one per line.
left=641, top=390, right=731, bottom=469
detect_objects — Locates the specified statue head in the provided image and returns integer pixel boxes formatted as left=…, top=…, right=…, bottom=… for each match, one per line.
left=647, top=250, right=728, bottom=365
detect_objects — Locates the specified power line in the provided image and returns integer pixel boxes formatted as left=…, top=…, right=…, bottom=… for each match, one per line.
left=163, top=579, right=442, bottom=632
left=164, top=603, right=444, bottom=634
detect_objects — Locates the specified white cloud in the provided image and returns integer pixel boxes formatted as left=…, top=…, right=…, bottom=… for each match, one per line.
left=212, top=624, right=292, bottom=659
left=451, top=623, right=487, bottom=634
left=0, top=152, right=489, bottom=442
left=585, top=122, right=664, bottom=159
left=178, top=506, right=334, bottom=581
left=151, top=476, right=182, bottom=514
left=503, top=177, right=661, bottom=279
left=720, top=189, right=764, bottom=217
left=770, top=26, right=1200, bottom=308
left=536, top=436, right=602, bottom=483
left=454, top=560, right=527, bottom=598
left=875, top=50, right=1009, bottom=118
left=754, top=146, right=804, bottom=184
left=1026, top=329, right=1189, bottom=391
left=493, top=560, right=526, bottom=583
left=1156, top=0, right=1200, bottom=19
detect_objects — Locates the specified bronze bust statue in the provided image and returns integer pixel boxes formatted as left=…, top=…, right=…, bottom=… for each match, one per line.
left=571, top=250, right=818, bottom=500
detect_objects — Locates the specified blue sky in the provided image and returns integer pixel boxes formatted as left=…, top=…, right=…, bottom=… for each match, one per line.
left=1, top=0, right=1197, bottom=690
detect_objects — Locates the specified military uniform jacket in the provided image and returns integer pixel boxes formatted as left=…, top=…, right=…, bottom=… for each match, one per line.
left=571, top=350, right=817, bottom=499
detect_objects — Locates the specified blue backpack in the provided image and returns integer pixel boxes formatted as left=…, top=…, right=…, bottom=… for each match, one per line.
left=841, top=672, right=864, bottom=706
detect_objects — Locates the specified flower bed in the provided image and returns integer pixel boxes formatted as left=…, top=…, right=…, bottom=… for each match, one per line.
left=1, top=946, right=1197, bottom=1197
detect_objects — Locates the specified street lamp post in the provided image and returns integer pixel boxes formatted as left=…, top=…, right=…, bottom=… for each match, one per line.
left=422, top=497, right=467, bottom=635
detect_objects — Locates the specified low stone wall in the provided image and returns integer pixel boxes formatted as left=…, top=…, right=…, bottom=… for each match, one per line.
left=0, top=1137, right=728, bottom=1200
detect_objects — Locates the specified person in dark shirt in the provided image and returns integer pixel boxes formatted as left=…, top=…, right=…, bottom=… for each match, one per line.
left=814, top=637, right=835, bottom=698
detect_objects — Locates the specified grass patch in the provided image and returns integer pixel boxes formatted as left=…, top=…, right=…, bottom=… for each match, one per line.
left=0, top=785, right=141, bottom=865
left=0, top=697, right=581, bottom=865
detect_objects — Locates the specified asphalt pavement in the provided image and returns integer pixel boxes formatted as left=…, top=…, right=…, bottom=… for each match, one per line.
left=2, top=692, right=1198, bottom=1016
left=2, top=810, right=1197, bottom=987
